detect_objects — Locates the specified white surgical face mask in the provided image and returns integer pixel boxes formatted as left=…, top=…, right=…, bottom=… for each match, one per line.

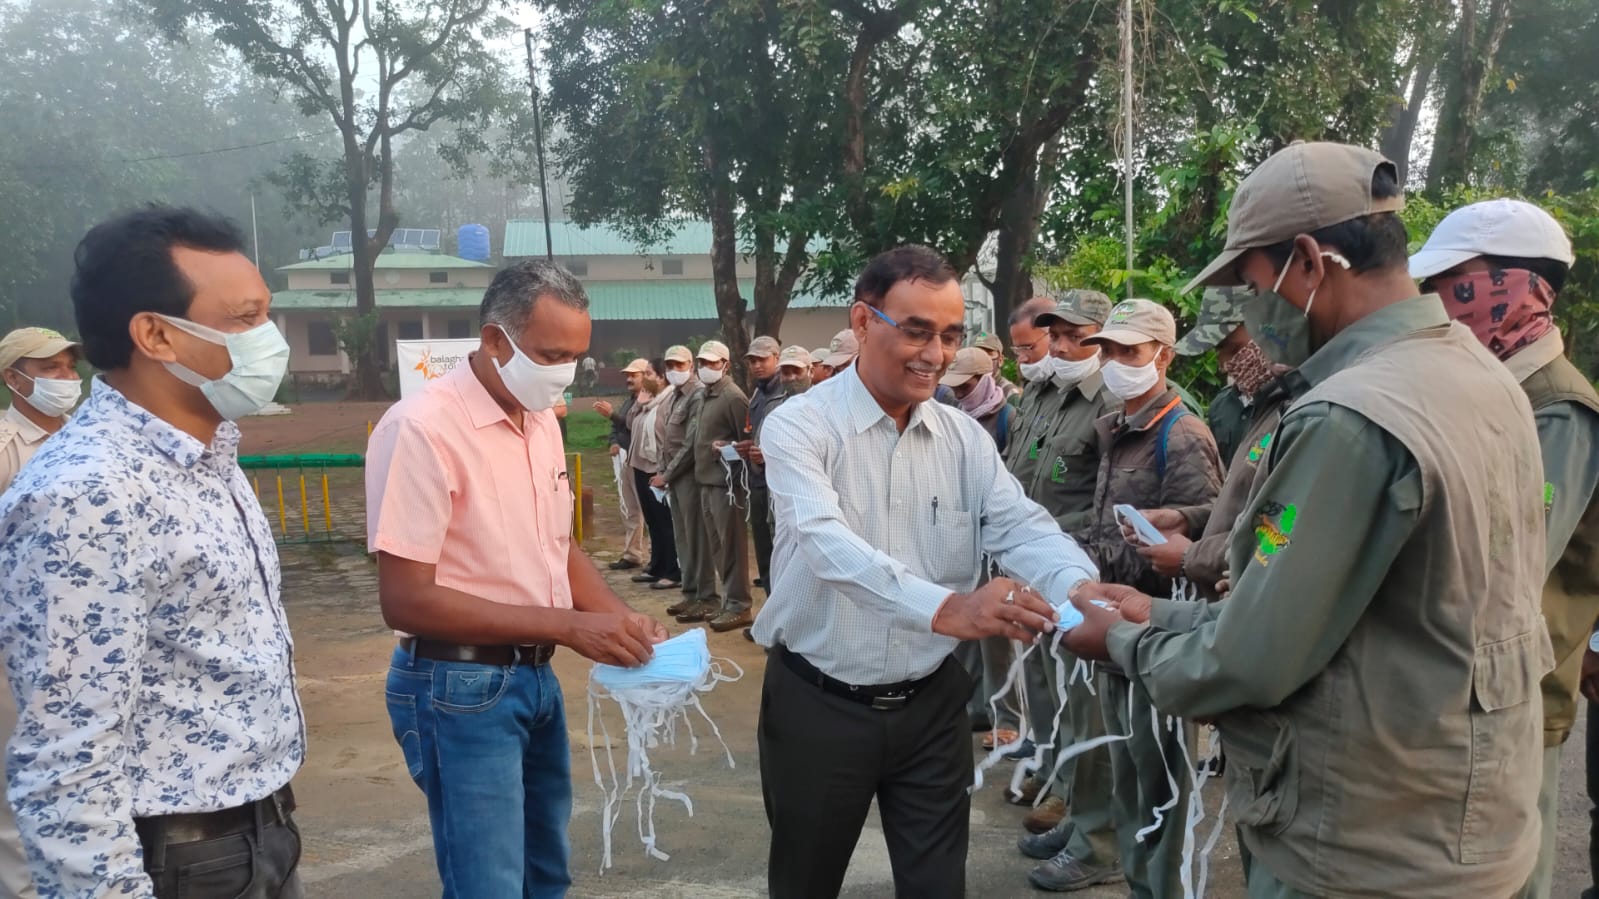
left=1018, top=358, right=1052, bottom=382
left=664, top=369, right=690, bottom=387
left=15, top=372, right=81, bottom=418
left=492, top=324, right=576, bottom=412
left=1100, top=358, right=1161, bottom=401
left=1049, top=353, right=1100, bottom=384
left=698, top=365, right=724, bottom=386
left=157, top=314, right=290, bottom=421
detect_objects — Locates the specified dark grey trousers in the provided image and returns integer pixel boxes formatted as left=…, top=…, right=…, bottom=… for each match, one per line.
left=139, top=800, right=303, bottom=899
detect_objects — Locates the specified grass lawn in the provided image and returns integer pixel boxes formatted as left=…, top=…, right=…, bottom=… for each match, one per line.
left=564, top=410, right=610, bottom=452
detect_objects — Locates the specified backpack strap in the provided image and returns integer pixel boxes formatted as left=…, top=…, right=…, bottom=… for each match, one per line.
left=1155, top=405, right=1190, bottom=480
left=994, top=403, right=1011, bottom=455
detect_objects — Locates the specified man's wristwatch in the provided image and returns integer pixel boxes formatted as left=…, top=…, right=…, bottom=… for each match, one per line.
left=1588, top=631, right=1599, bottom=654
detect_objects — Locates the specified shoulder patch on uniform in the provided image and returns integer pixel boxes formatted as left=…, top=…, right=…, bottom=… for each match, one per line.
left=1253, top=501, right=1297, bottom=566
left=1246, top=432, right=1273, bottom=463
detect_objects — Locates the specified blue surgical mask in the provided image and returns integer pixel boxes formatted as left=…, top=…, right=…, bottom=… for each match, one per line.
left=591, top=627, right=711, bottom=691
left=158, top=314, right=290, bottom=421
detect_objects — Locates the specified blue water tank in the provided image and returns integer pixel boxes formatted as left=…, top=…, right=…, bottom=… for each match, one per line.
left=457, top=224, right=491, bottom=261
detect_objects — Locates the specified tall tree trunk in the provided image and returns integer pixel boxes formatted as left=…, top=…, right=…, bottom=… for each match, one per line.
left=752, top=230, right=810, bottom=343
left=343, top=137, right=388, bottom=401
left=1429, top=0, right=1514, bottom=190
left=989, top=137, right=1056, bottom=340
left=705, top=141, right=748, bottom=385
left=1380, top=60, right=1434, bottom=186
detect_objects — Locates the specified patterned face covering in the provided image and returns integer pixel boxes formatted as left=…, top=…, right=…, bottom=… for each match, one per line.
left=1432, top=267, right=1556, bottom=360
left=1222, top=340, right=1277, bottom=398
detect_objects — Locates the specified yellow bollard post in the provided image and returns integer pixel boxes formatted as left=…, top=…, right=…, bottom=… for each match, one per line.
left=275, top=476, right=287, bottom=536
left=571, top=452, right=584, bottom=543
left=253, top=476, right=260, bottom=500
left=367, top=420, right=373, bottom=437
left=322, top=472, right=333, bottom=536
left=299, top=473, right=310, bottom=537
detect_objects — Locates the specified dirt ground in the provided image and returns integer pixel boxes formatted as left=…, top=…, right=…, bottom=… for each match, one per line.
left=237, top=404, right=1596, bottom=898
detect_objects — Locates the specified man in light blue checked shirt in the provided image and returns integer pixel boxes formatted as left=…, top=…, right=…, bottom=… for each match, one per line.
left=752, top=245, right=1098, bottom=899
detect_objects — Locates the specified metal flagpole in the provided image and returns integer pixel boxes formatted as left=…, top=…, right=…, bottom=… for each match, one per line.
left=525, top=28, right=555, bottom=260
left=1122, top=0, right=1135, bottom=298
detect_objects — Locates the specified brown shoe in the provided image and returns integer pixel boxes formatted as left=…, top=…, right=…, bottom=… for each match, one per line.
left=1008, top=776, right=1046, bottom=806
left=708, top=609, right=753, bottom=632
left=666, top=596, right=699, bottom=617
left=1023, top=796, right=1066, bottom=834
left=674, top=601, right=718, bottom=623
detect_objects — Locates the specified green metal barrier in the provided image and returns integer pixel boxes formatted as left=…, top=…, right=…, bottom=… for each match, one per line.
left=239, top=454, right=364, bottom=545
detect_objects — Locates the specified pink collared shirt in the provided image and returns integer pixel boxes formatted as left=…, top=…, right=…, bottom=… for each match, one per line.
left=366, top=360, right=573, bottom=609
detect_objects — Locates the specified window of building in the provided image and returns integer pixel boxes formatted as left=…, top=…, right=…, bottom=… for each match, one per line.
left=447, top=318, right=472, bottom=339
left=330, top=271, right=350, bottom=285
left=429, top=271, right=448, bottom=284
left=565, top=259, right=588, bottom=277
left=307, top=320, right=339, bottom=357
left=397, top=320, right=424, bottom=341
left=661, top=258, right=684, bottom=276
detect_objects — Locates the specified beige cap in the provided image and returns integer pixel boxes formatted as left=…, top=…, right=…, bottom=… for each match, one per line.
left=973, top=332, right=1003, bottom=354
left=939, top=347, right=992, bottom=386
left=664, top=345, right=693, bottom=364
left=778, top=345, right=810, bottom=369
left=621, top=357, right=651, bottom=374
left=1185, top=141, right=1405, bottom=292
left=0, top=327, right=80, bottom=371
left=696, top=340, right=731, bottom=363
left=1083, top=300, right=1177, bottom=348
left=746, top=335, right=780, bottom=358
left=810, top=348, right=829, bottom=364
left=823, top=329, right=859, bottom=368
left=1035, top=289, right=1114, bottom=327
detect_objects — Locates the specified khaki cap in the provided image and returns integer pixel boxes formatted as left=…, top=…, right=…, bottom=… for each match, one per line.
left=1036, top=289, right=1114, bottom=327
left=1174, top=287, right=1249, bottom=356
left=778, top=345, right=810, bottom=369
left=1185, top=142, right=1405, bottom=292
left=810, top=347, right=829, bottom=364
left=0, top=327, right=80, bottom=371
left=746, top=335, right=780, bottom=358
left=695, top=340, right=731, bottom=363
left=664, top=345, right=694, bottom=364
left=939, top=347, right=992, bottom=386
left=621, top=357, right=651, bottom=374
left=823, top=329, right=859, bottom=369
left=1083, top=300, right=1177, bottom=348
left=973, top=332, right=1004, bottom=354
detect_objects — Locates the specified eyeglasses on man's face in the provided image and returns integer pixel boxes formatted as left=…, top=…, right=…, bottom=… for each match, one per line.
left=860, top=302, right=965, bottom=350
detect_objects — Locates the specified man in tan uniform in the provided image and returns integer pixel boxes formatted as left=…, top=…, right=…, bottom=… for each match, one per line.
left=1411, top=198, right=1599, bottom=899
left=1065, top=142, right=1552, bottom=898
left=0, top=325, right=82, bottom=899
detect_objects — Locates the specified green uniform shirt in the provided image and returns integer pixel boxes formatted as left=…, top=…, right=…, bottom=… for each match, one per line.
left=1004, top=376, right=1060, bottom=492
left=1205, top=383, right=1252, bottom=465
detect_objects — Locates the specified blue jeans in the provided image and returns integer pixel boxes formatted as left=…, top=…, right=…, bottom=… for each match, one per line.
left=385, top=646, right=573, bottom=898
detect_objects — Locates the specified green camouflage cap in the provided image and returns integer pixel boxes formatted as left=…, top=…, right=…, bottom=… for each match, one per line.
left=1035, top=289, right=1114, bottom=327
left=1174, top=287, right=1249, bottom=356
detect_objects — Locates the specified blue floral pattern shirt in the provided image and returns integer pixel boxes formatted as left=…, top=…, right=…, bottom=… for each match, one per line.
left=0, top=378, right=305, bottom=897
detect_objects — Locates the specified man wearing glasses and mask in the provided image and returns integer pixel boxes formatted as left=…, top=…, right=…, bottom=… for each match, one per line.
left=752, top=245, right=1099, bottom=899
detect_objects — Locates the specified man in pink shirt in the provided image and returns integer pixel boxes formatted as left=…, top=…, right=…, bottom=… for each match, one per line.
left=366, top=260, right=668, bottom=898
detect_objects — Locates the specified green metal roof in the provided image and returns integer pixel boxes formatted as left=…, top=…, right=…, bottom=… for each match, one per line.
left=272, top=280, right=845, bottom=320
left=503, top=219, right=829, bottom=258
left=278, top=253, right=493, bottom=272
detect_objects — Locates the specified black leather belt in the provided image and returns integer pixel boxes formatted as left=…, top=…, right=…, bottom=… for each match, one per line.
left=400, top=637, right=556, bottom=667
left=778, top=646, right=941, bottom=711
left=135, top=786, right=296, bottom=847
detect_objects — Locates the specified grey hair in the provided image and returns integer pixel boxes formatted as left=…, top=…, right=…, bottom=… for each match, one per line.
left=479, top=259, right=590, bottom=334
left=1008, top=295, right=1056, bottom=327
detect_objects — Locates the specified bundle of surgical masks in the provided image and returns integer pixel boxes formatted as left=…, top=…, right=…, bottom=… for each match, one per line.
left=586, top=627, right=742, bottom=870
left=970, top=581, right=1225, bottom=899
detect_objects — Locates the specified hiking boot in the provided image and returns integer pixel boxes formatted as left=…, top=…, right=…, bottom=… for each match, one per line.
left=1023, top=795, right=1066, bottom=834
left=1017, top=821, right=1073, bottom=861
left=708, top=609, right=754, bottom=632
left=1008, top=776, right=1046, bottom=806
left=666, top=596, right=701, bottom=617
left=674, top=601, right=719, bottom=623
left=1028, top=851, right=1123, bottom=892
left=1003, top=738, right=1037, bottom=761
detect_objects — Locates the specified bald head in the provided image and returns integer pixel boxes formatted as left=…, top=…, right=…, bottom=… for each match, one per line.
left=1009, top=296, right=1057, bottom=327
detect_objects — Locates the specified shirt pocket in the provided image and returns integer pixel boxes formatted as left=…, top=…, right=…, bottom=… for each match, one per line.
left=924, top=506, right=981, bottom=587
left=1221, top=709, right=1300, bottom=837
left=1460, top=631, right=1542, bottom=863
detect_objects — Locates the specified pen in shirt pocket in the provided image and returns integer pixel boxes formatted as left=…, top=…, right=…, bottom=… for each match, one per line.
left=932, top=496, right=938, bottom=524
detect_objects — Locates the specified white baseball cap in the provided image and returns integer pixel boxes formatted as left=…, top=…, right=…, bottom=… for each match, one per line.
left=1409, top=198, right=1575, bottom=281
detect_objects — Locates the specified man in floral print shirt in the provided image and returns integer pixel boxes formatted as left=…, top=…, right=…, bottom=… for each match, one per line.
left=0, top=207, right=306, bottom=898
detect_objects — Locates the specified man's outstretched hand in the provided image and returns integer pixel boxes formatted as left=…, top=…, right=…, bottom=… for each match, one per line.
left=1059, top=584, right=1151, bottom=661
left=932, top=577, right=1059, bottom=643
